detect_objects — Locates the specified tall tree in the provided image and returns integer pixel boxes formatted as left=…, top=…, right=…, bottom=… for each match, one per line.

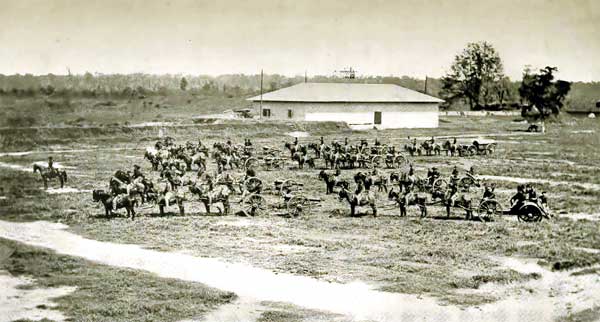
left=440, top=41, right=504, bottom=109
left=519, top=66, right=571, bottom=133
left=180, top=77, right=188, bottom=91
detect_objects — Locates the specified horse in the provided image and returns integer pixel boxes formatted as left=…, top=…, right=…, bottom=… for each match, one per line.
left=318, top=170, right=348, bottom=194
left=388, top=189, right=427, bottom=217
left=109, top=176, right=150, bottom=203
left=354, top=171, right=388, bottom=193
left=420, top=141, right=441, bottom=156
left=92, top=189, right=137, bottom=220
left=442, top=189, right=474, bottom=219
left=442, top=140, right=458, bottom=156
left=284, top=142, right=300, bottom=158
left=307, top=143, right=321, bottom=159
left=144, top=147, right=161, bottom=170
left=188, top=181, right=231, bottom=215
left=292, top=152, right=315, bottom=169
left=147, top=180, right=185, bottom=216
left=338, top=187, right=377, bottom=217
left=403, top=144, right=420, bottom=156
left=33, top=163, right=68, bottom=189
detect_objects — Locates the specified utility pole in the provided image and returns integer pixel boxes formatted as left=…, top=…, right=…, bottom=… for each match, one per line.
left=424, top=76, right=428, bottom=94
left=305, top=71, right=307, bottom=83
left=260, top=69, right=263, bottom=119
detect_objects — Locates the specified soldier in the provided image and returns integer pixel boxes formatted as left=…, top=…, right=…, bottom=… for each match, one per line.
left=446, top=167, right=461, bottom=206
left=539, top=191, right=549, bottom=212
left=510, top=185, right=527, bottom=213
left=320, top=136, right=324, bottom=145
left=132, top=164, right=144, bottom=180
left=47, top=156, right=56, bottom=175
left=427, top=167, right=441, bottom=187
left=526, top=184, right=538, bottom=202
left=449, top=167, right=460, bottom=189
left=332, top=169, right=342, bottom=189
left=482, top=184, right=496, bottom=201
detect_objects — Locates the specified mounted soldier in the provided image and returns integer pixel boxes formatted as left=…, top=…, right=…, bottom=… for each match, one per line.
left=427, top=167, right=441, bottom=187
left=132, top=164, right=144, bottom=180
left=510, top=185, right=527, bottom=213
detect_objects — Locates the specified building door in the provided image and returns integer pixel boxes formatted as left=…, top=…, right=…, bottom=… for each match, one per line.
left=374, top=111, right=382, bottom=125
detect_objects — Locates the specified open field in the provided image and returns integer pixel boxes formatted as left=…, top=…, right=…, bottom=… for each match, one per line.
left=1, top=114, right=599, bottom=321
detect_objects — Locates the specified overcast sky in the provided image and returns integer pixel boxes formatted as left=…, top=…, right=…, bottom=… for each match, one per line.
left=1, top=0, right=599, bottom=81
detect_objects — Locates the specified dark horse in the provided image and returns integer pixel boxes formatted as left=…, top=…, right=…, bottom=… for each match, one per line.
left=442, top=140, right=458, bottom=156
left=318, top=170, right=348, bottom=194
left=33, top=164, right=68, bottom=189
left=92, top=189, right=137, bottom=220
left=354, top=172, right=388, bottom=193
left=388, top=189, right=427, bottom=217
left=338, top=187, right=377, bottom=217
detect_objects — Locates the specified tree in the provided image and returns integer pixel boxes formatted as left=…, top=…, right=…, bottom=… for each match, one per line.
left=180, top=77, right=188, bottom=91
left=440, top=42, right=505, bottom=109
left=519, top=66, right=571, bottom=133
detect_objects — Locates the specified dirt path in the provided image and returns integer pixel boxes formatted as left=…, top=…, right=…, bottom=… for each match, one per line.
left=1, top=220, right=599, bottom=321
left=0, top=271, right=76, bottom=322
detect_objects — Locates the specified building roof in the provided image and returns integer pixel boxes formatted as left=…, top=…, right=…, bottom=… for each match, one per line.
left=247, top=82, right=444, bottom=103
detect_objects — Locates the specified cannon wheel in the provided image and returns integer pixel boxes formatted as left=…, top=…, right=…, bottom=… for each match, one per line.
left=517, top=204, right=543, bottom=222
left=477, top=199, right=501, bottom=222
left=287, top=195, right=311, bottom=217
left=459, top=177, right=476, bottom=191
left=394, top=155, right=409, bottom=169
left=369, top=155, right=383, bottom=169
left=244, top=157, right=259, bottom=170
left=468, top=146, right=477, bottom=156
left=244, top=176, right=263, bottom=193
left=432, top=178, right=448, bottom=191
left=242, top=193, right=267, bottom=216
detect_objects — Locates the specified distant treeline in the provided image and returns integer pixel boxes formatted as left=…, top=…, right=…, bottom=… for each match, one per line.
left=0, top=73, right=596, bottom=110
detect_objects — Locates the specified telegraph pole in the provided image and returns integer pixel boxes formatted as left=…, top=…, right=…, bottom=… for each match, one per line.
left=259, top=69, right=263, bottom=118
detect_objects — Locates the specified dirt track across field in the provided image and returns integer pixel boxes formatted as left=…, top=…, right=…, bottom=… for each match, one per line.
left=1, top=220, right=599, bottom=322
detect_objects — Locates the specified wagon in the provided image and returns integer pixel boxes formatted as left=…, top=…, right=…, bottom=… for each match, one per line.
left=470, top=139, right=497, bottom=156
left=476, top=199, right=551, bottom=222
left=456, top=139, right=497, bottom=156
left=383, top=153, right=411, bottom=170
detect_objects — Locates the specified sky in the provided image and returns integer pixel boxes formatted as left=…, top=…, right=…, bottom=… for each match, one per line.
left=1, top=0, right=599, bottom=81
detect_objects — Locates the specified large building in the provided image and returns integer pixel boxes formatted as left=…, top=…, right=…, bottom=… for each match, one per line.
left=247, top=82, right=444, bottom=129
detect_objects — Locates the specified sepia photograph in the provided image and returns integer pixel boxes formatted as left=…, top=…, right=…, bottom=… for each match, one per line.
left=0, top=0, right=599, bottom=321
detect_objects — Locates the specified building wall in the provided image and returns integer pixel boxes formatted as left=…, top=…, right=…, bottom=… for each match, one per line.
left=251, top=101, right=439, bottom=128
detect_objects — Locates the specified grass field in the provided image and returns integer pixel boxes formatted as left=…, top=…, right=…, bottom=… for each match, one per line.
left=1, top=112, right=599, bottom=321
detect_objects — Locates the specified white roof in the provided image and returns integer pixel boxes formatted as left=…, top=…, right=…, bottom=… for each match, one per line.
left=247, top=83, right=444, bottom=103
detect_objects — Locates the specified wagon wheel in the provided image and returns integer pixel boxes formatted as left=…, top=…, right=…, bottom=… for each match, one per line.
left=244, top=157, right=259, bottom=170
left=477, top=199, right=500, bottom=222
left=242, top=193, right=267, bottom=216
left=278, top=179, right=297, bottom=195
left=394, top=155, right=409, bottom=170
left=369, top=155, right=383, bottom=168
left=468, top=146, right=477, bottom=156
left=273, top=158, right=285, bottom=169
left=432, top=178, right=448, bottom=192
left=517, top=204, right=543, bottom=222
left=459, top=177, right=475, bottom=191
left=244, top=176, right=263, bottom=193
left=287, top=195, right=311, bottom=217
